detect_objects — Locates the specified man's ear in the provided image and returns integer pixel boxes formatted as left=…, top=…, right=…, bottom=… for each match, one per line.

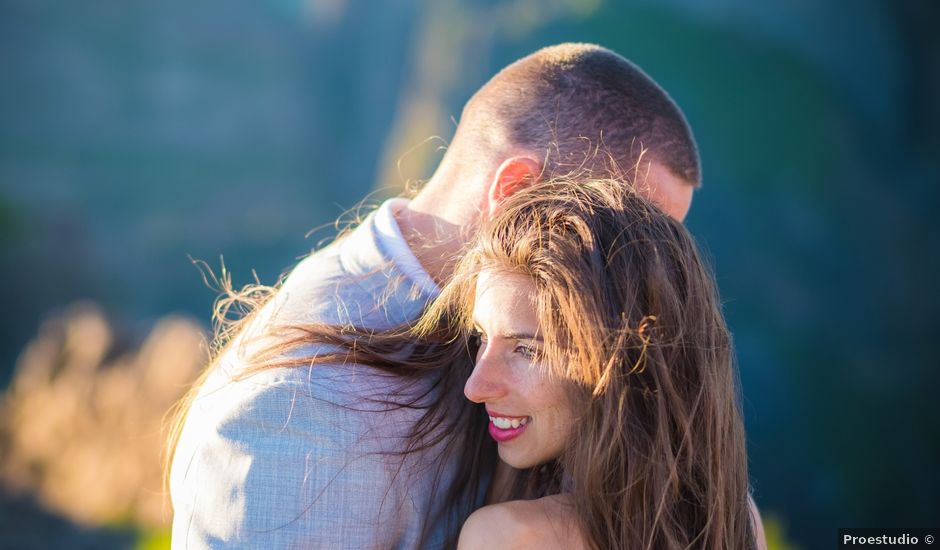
left=641, top=161, right=695, bottom=222
left=486, top=157, right=541, bottom=218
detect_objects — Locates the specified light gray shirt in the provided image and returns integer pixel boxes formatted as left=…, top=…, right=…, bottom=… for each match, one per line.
left=170, top=200, right=468, bottom=549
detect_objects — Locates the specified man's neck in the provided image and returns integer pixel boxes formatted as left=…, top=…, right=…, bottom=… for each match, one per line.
left=398, top=159, right=489, bottom=285
left=393, top=202, right=468, bottom=287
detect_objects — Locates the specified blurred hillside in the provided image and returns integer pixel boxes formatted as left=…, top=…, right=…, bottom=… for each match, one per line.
left=1, top=0, right=938, bottom=548
left=0, top=303, right=205, bottom=538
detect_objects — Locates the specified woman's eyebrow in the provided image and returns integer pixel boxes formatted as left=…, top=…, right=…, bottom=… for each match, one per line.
left=468, top=319, right=542, bottom=341
left=502, top=332, right=543, bottom=342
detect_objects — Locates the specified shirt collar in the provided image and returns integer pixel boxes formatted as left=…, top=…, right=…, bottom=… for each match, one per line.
left=367, top=198, right=441, bottom=299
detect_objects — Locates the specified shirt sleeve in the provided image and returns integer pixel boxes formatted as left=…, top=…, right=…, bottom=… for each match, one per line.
left=170, top=364, right=413, bottom=549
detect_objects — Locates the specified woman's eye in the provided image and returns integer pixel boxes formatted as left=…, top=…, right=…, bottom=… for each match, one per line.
left=514, top=345, right=539, bottom=360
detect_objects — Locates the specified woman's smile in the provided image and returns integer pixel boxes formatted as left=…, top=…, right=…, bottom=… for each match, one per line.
left=486, top=410, right=531, bottom=442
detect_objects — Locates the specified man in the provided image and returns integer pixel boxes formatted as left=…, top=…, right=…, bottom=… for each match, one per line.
left=170, top=43, right=709, bottom=548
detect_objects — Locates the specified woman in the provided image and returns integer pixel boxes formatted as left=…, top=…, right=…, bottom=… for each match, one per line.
left=412, top=179, right=759, bottom=549
left=168, top=177, right=759, bottom=549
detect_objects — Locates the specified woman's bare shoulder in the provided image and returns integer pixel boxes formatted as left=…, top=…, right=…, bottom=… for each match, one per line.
left=458, top=496, right=587, bottom=550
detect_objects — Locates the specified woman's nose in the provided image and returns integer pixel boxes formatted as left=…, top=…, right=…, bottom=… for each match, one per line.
left=464, top=347, right=508, bottom=403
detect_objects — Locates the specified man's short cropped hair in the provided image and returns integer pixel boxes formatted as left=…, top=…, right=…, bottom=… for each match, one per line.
left=463, top=43, right=701, bottom=186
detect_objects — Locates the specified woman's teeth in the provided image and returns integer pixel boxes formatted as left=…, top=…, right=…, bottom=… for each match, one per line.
left=489, top=416, right=529, bottom=429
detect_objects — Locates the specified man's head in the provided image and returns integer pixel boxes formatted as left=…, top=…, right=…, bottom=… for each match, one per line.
left=413, top=43, right=700, bottom=223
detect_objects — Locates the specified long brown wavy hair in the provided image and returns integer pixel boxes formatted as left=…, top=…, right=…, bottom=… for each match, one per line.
left=166, top=179, right=752, bottom=549
left=417, top=179, right=755, bottom=549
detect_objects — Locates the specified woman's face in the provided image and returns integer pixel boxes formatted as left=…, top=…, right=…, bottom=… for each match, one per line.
left=465, top=269, right=575, bottom=469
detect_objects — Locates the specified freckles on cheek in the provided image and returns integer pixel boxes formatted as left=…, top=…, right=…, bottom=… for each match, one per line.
left=537, top=382, right=580, bottom=434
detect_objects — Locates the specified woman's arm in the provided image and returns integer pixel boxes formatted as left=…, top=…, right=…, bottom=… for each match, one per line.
left=458, top=503, right=528, bottom=550
left=462, top=494, right=761, bottom=549
left=458, top=497, right=585, bottom=550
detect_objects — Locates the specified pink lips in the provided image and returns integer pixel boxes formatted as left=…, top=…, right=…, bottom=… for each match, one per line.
left=486, top=411, right=530, bottom=443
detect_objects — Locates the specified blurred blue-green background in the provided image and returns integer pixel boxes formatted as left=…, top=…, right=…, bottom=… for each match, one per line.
left=1, top=0, right=937, bottom=548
